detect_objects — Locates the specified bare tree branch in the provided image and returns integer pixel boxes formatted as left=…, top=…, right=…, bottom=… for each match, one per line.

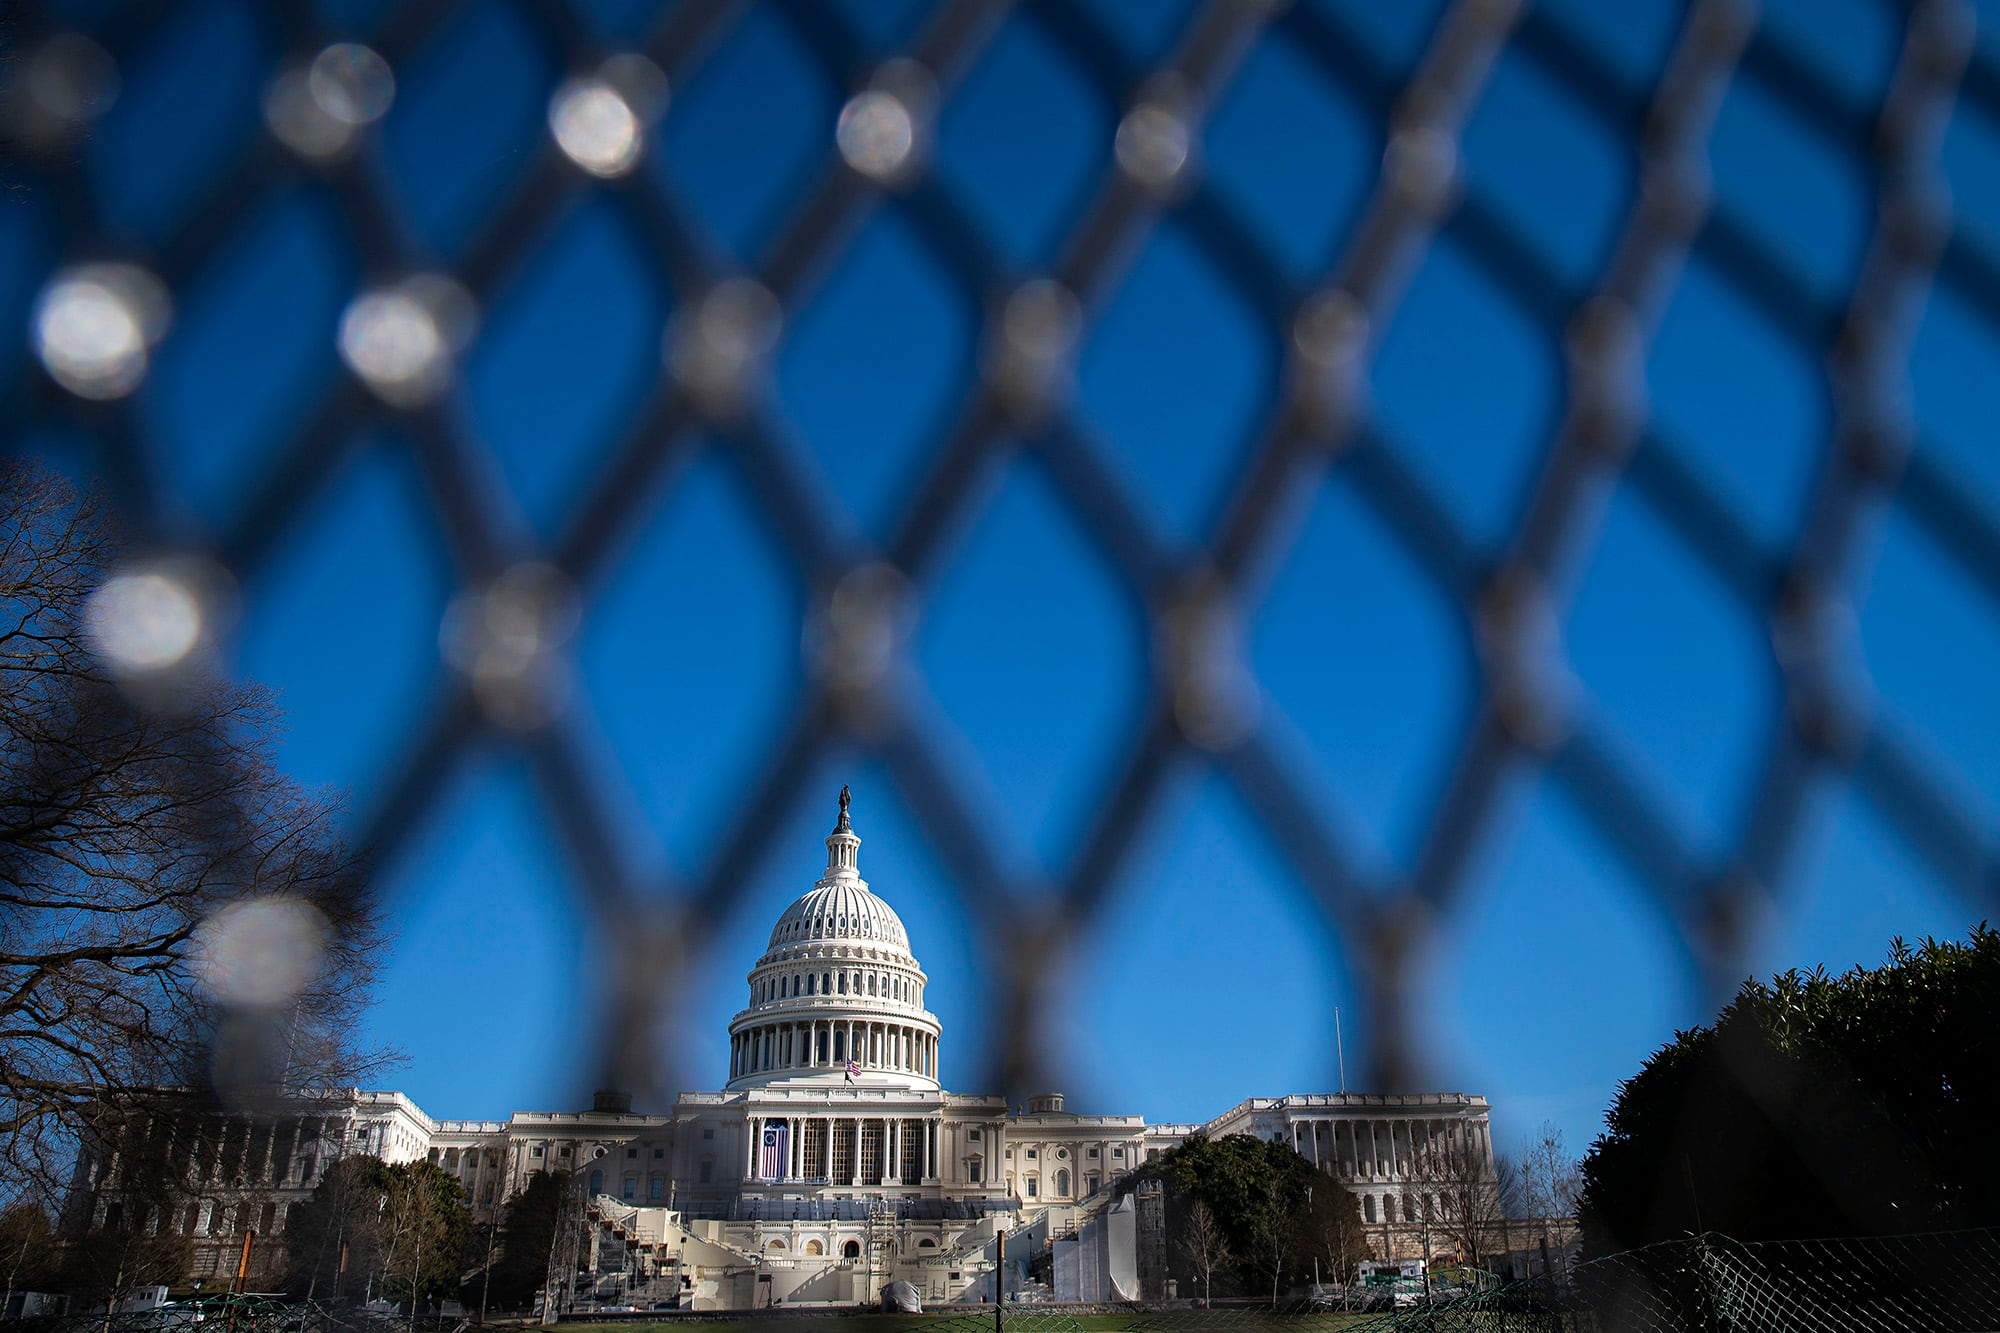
left=0, top=462, right=396, bottom=1209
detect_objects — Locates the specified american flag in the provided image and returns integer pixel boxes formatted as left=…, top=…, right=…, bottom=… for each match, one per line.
left=759, top=1121, right=788, bottom=1180
left=845, top=1059, right=859, bottom=1082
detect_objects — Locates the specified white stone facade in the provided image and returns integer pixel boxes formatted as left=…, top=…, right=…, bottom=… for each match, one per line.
left=64, top=792, right=1494, bottom=1303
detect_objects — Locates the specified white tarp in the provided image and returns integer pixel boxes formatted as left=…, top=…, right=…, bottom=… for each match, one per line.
left=880, top=1280, right=922, bottom=1313
left=1106, top=1193, right=1138, bottom=1302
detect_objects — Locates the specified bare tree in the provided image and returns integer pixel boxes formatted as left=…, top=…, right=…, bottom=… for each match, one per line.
left=1303, top=1184, right=1369, bottom=1290
left=1177, top=1199, right=1228, bottom=1308
left=0, top=1201, right=57, bottom=1310
left=1255, top=1174, right=1299, bottom=1307
left=1517, top=1122, right=1582, bottom=1276
left=0, top=464, right=391, bottom=1208
left=1406, top=1125, right=1506, bottom=1273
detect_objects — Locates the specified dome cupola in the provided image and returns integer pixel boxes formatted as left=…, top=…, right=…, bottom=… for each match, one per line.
left=725, top=788, right=942, bottom=1091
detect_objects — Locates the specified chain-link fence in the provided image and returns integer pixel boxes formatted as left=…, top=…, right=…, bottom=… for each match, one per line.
left=1337, top=1227, right=2000, bottom=1331
left=899, top=1229, right=2000, bottom=1330
left=4, top=0, right=2000, bottom=1126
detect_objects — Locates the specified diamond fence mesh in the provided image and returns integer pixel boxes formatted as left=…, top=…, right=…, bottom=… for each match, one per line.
left=1333, top=1227, right=2000, bottom=1332
left=3, top=0, right=2000, bottom=1124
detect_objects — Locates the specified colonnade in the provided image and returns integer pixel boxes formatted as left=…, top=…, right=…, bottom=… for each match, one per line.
left=730, top=1018, right=936, bottom=1080
left=743, top=1113, right=940, bottom=1185
left=1290, top=1116, right=1495, bottom=1182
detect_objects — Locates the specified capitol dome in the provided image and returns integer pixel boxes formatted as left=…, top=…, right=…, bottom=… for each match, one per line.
left=725, top=789, right=941, bottom=1091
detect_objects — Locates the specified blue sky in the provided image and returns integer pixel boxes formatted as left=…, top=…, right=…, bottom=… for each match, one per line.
left=5, top=0, right=2000, bottom=1166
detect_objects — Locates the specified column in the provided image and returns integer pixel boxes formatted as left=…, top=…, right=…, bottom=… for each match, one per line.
left=746, top=1115, right=758, bottom=1179
left=851, top=1119, right=862, bottom=1186
left=1310, top=1120, right=1320, bottom=1169
left=824, top=1117, right=835, bottom=1181
left=886, top=1119, right=898, bottom=1185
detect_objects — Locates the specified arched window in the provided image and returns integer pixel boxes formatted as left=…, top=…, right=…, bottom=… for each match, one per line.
left=588, top=1169, right=603, bottom=1194
left=809, top=974, right=818, bottom=995
left=868, top=975, right=877, bottom=996
left=918, top=1238, right=936, bottom=1249
left=805, top=1240, right=824, bottom=1256
left=766, top=1239, right=786, bottom=1253
left=843, top=1240, right=861, bottom=1258
left=838, top=974, right=847, bottom=994
left=1056, top=1169, right=1069, bottom=1197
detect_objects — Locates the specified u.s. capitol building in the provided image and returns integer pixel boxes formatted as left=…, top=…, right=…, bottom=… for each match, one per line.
left=68, top=792, right=1496, bottom=1307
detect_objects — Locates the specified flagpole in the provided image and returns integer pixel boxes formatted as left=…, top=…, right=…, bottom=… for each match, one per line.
left=1336, top=1008, right=1346, bottom=1095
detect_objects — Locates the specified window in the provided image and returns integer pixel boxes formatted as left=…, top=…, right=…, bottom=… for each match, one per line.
left=1005, top=1149, right=1012, bottom=1160
left=1112, top=1148, right=1124, bottom=1159
left=1025, top=1149, right=1037, bottom=1160
left=623, top=1176, right=636, bottom=1200
left=806, top=1240, right=823, bottom=1256
left=1147, top=1149, right=1159, bottom=1161
left=654, top=1148, right=664, bottom=1158
left=703, top=1128, right=715, bottom=1140
left=1087, top=1148, right=1099, bottom=1158
left=809, top=974, right=818, bottom=995
left=651, top=1177, right=665, bottom=1199
left=1025, top=1177, right=1038, bottom=1198
left=968, top=1159, right=982, bottom=1183
left=532, top=1146, right=544, bottom=1158
left=968, top=1130, right=981, bottom=1141
left=767, top=1240, right=787, bottom=1253
left=589, top=1170, right=603, bottom=1194
left=698, top=1161, right=712, bottom=1184
left=1086, top=1174, right=1098, bottom=1194
left=1056, top=1170, right=1069, bottom=1196
left=843, top=1240, right=861, bottom=1258
left=838, top=974, right=847, bottom=994
left=627, top=1147, right=638, bottom=1158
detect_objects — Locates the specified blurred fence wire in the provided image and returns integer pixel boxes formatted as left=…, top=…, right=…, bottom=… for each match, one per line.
left=4, top=0, right=2000, bottom=1113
